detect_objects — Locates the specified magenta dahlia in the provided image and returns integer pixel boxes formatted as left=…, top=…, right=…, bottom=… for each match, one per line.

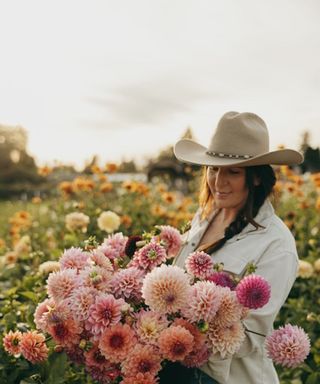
left=236, top=274, right=271, bottom=309
left=207, top=271, right=236, bottom=290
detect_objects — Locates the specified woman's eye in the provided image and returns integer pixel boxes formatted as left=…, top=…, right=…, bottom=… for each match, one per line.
left=229, top=168, right=242, bottom=174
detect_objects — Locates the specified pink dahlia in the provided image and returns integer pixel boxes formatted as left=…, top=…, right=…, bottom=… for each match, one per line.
left=158, top=325, right=194, bottom=361
left=182, top=281, right=222, bottom=323
left=69, top=286, right=97, bottom=321
left=86, top=364, right=120, bottom=383
left=89, top=249, right=114, bottom=271
left=111, top=267, right=144, bottom=302
left=60, top=247, right=90, bottom=272
left=20, top=331, right=49, bottom=363
left=265, top=324, right=310, bottom=368
left=86, top=294, right=125, bottom=339
left=158, top=225, right=182, bottom=258
left=142, top=264, right=191, bottom=314
left=133, top=242, right=167, bottom=271
left=122, top=344, right=162, bottom=377
left=96, top=244, right=119, bottom=261
left=212, top=287, right=242, bottom=328
left=34, top=298, right=55, bottom=332
left=3, top=330, right=22, bottom=355
left=121, top=372, right=158, bottom=384
left=104, top=232, right=128, bottom=255
left=185, top=251, right=214, bottom=279
left=47, top=268, right=79, bottom=301
left=134, top=309, right=169, bottom=345
left=236, top=274, right=271, bottom=309
left=182, top=344, right=211, bottom=368
left=79, top=265, right=112, bottom=292
left=207, top=271, right=236, bottom=290
left=208, top=322, right=245, bottom=358
left=98, top=232, right=128, bottom=260
left=99, top=323, right=137, bottom=363
left=43, top=300, right=71, bottom=326
left=48, top=318, right=83, bottom=347
left=172, top=318, right=206, bottom=350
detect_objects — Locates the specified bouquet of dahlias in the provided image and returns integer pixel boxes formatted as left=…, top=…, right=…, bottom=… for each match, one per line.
left=3, top=225, right=310, bottom=383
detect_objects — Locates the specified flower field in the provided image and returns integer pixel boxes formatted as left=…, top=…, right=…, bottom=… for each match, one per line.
left=0, top=166, right=319, bottom=384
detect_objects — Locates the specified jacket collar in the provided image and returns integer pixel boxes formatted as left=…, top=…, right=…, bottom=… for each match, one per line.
left=198, top=199, right=275, bottom=242
left=233, top=199, right=274, bottom=241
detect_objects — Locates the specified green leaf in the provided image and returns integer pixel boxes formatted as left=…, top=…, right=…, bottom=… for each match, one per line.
left=45, top=353, right=68, bottom=384
left=20, top=291, right=38, bottom=302
left=306, top=373, right=320, bottom=384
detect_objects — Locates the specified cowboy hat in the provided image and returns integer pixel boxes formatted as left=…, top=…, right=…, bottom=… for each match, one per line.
left=174, top=111, right=303, bottom=167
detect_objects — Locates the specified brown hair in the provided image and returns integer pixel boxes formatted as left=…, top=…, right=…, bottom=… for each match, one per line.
left=199, top=165, right=276, bottom=254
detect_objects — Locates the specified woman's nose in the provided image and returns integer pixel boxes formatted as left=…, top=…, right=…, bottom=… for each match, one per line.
left=215, top=170, right=228, bottom=188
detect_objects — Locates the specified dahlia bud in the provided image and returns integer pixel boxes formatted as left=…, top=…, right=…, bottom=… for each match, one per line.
left=54, top=345, right=64, bottom=353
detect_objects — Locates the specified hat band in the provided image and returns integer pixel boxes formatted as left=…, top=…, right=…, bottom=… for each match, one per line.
left=206, top=150, right=253, bottom=159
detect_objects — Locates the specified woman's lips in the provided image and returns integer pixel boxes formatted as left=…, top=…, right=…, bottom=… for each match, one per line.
left=215, top=192, right=231, bottom=199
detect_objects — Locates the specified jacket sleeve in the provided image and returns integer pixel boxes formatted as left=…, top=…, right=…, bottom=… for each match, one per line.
left=234, top=249, right=298, bottom=357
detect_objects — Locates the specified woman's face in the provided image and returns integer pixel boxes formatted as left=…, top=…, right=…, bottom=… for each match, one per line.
left=206, top=166, right=249, bottom=212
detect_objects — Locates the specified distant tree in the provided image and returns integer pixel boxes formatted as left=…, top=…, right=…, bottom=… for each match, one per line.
left=299, top=131, right=320, bottom=173
left=0, top=125, right=40, bottom=184
left=82, top=155, right=99, bottom=174
left=118, top=159, right=138, bottom=173
left=145, top=127, right=200, bottom=192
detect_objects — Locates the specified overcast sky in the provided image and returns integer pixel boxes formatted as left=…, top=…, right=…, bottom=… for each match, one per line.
left=0, top=0, right=319, bottom=168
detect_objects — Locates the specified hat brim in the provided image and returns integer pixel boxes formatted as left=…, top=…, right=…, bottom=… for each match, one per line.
left=174, top=139, right=304, bottom=167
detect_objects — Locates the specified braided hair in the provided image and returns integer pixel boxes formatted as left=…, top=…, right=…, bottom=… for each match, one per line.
left=199, top=165, right=276, bottom=254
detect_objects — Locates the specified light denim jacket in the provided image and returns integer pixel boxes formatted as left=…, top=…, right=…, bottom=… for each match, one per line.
left=174, top=199, right=299, bottom=384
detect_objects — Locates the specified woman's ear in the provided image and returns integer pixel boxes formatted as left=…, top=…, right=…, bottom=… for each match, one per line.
left=254, top=176, right=261, bottom=186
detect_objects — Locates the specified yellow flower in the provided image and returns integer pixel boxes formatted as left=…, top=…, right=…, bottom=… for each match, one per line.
left=297, top=260, right=314, bottom=278
left=121, top=215, right=132, bottom=228
left=0, top=238, right=6, bottom=249
left=59, top=181, right=74, bottom=195
left=97, top=211, right=121, bottom=233
left=100, top=182, right=113, bottom=193
left=316, top=196, right=320, bottom=211
left=105, top=162, right=118, bottom=173
left=4, top=251, right=19, bottom=265
left=90, top=164, right=102, bottom=174
left=73, top=177, right=95, bottom=192
left=162, top=192, right=175, bottom=204
left=14, top=235, right=31, bottom=255
left=98, top=174, right=108, bottom=182
left=313, top=259, right=320, bottom=272
left=38, top=166, right=52, bottom=176
left=32, top=196, right=42, bottom=204
left=310, top=172, right=320, bottom=188
left=65, top=212, right=90, bottom=233
left=39, top=261, right=60, bottom=275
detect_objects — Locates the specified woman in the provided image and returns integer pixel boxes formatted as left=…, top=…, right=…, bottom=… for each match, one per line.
left=169, top=112, right=303, bottom=384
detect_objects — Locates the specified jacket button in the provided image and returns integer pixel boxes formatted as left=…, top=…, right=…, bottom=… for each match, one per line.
left=191, top=242, right=195, bottom=246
